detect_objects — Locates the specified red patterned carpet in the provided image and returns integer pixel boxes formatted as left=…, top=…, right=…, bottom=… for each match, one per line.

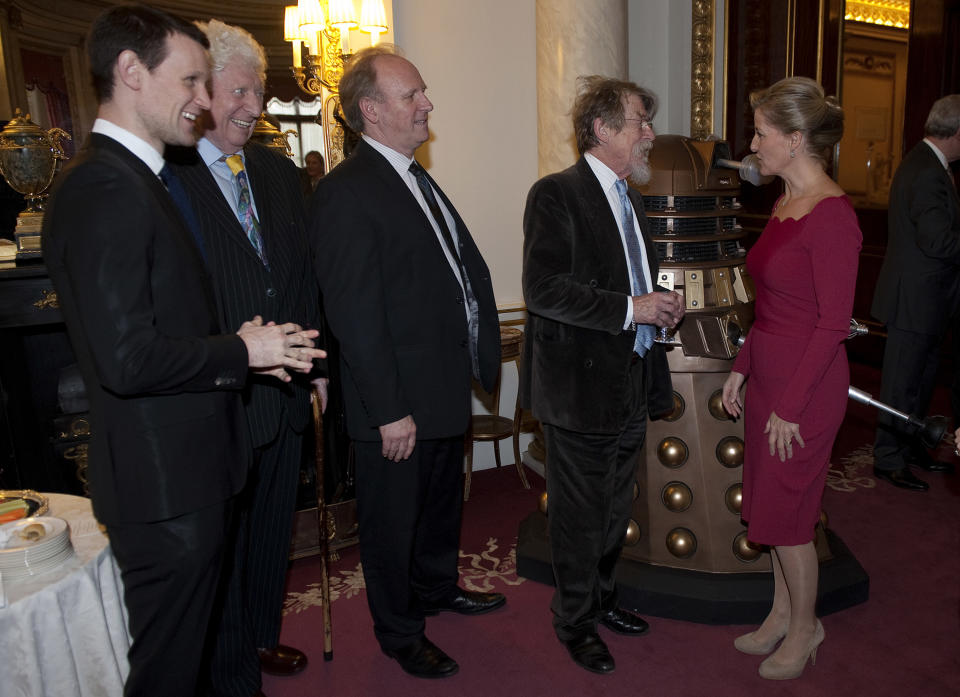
left=266, top=363, right=960, bottom=697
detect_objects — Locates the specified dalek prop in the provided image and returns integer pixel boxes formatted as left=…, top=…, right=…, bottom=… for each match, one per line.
left=614, top=135, right=797, bottom=574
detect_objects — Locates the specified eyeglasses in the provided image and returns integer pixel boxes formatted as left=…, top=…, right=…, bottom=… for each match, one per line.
left=624, top=118, right=654, bottom=131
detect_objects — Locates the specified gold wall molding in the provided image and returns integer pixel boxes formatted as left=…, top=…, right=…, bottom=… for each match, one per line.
left=690, top=0, right=715, bottom=140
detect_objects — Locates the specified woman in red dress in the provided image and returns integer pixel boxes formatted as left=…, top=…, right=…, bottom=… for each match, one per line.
left=722, top=77, right=861, bottom=680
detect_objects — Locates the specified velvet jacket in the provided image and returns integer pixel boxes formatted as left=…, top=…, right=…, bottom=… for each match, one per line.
left=520, top=156, right=673, bottom=434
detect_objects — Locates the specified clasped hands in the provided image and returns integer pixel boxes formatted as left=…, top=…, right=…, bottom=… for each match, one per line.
left=632, top=290, right=685, bottom=328
left=722, top=371, right=804, bottom=462
left=237, top=315, right=326, bottom=383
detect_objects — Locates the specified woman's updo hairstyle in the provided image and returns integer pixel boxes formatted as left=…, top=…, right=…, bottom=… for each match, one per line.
left=749, top=76, right=844, bottom=168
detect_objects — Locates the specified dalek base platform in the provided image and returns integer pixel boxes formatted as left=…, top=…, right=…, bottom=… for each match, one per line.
left=516, top=511, right=868, bottom=625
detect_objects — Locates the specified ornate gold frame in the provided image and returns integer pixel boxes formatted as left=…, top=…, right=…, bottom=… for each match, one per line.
left=690, top=0, right=715, bottom=140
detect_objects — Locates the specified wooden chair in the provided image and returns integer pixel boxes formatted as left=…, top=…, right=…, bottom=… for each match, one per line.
left=464, top=325, right=531, bottom=500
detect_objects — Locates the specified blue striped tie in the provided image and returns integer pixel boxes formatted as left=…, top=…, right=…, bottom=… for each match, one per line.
left=615, top=179, right=655, bottom=356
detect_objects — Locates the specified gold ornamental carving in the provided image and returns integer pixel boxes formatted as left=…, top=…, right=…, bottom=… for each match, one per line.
left=690, top=0, right=715, bottom=140
left=33, top=288, right=59, bottom=310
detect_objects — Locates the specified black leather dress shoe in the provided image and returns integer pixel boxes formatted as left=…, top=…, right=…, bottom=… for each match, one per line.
left=913, top=456, right=955, bottom=473
left=599, top=608, right=650, bottom=636
left=257, top=644, right=307, bottom=676
left=874, top=466, right=929, bottom=491
left=383, top=637, right=459, bottom=679
left=561, top=632, right=615, bottom=674
left=420, top=588, right=506, bottom=616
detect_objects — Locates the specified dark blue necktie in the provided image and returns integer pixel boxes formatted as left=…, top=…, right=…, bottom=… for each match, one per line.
left=159, top=163, right=206, bottom=263
left=615, top=179, right=655, bottom=356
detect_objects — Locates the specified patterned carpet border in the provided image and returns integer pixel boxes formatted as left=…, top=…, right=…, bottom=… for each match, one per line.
left=283, top=538, right=525, bottom=615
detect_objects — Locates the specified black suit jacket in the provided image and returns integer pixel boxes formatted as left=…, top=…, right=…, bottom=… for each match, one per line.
left=520, top=157, right=673, bottom=434
left=310, top=139, right=499, bottom=441
left=169, top=142, right=322, bottom=447
left=42, top=134, right=250, bottom=524
left=872, top=140, right=960, bottom=335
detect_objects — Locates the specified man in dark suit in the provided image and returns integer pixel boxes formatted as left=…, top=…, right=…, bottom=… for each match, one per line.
left=167, top=20, right=323, bottom=696
left=310, top=45, right=505, bottom=679
left=872, top=95, right=960, bottom=491
left=41, top=7, right=322, bottom=696
left=520, top=76, right=684, bottom=674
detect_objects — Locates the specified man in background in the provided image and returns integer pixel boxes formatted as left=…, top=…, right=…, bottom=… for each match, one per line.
left=41, top=6, right=321, bottom=695
left=872, top=95, right=960, bottom=490
left=301, top=149, right=325, bottom=200
left=168, top=19, right=324, bottom=697
left=310, top=45, right=504, bottom=680
left=521, top=76, right=683, bottom=674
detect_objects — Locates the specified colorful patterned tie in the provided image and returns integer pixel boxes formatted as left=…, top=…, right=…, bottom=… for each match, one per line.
left=225, top=154, right=268, bottom=267
left=615, top=179, right=656, bottom=357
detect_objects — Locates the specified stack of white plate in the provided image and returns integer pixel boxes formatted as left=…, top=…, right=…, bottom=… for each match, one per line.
left=0, top=517, right=74, bottom=580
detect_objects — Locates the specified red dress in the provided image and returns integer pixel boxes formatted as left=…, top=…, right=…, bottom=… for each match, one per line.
left=732, top=195, right=862, bottom=546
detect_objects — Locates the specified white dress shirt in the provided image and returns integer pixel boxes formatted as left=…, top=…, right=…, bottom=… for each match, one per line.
left=584, top=152, right=655, bottom=330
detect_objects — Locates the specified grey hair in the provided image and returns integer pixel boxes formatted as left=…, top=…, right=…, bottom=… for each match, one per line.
left=924, top=95, right=960, bottom=138
left=195, top=18, right=266, bottom=86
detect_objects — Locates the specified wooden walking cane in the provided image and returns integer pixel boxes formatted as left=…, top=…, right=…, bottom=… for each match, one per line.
left=311, top=386, right=333, bottom=661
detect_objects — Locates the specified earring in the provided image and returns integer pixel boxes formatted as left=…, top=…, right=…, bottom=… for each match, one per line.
left=790, top=150, right=796, bottom=158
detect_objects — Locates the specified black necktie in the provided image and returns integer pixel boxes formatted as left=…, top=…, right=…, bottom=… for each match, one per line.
left=408, top=161, right=481, bottom=379
left=159, top=164, right=207, bottom=263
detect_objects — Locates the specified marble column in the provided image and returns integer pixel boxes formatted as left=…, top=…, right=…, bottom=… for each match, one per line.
left=535, top=0, right=628, bottom=177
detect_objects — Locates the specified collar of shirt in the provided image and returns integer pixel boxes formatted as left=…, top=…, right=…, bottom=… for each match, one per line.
left=584, top=151, right=621, bottom=194
left=198, top=136, right=243, bottom=170
left=196, top=136, right=258, bottom=221
left=923, top=138, right=950, bottom=170
left=362, top=134, right=416, bottom=178
left=92, top=119, right=165, bottom=176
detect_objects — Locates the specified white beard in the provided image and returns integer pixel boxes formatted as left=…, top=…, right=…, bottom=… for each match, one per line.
left=628, top=142, right=653, bottom=185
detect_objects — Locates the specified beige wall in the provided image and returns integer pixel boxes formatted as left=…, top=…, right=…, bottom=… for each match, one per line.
left=394, top=0, right=538, bottom=308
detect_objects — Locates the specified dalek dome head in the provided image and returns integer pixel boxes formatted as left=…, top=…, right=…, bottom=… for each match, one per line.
left=635, top=135, right=741, bottom=197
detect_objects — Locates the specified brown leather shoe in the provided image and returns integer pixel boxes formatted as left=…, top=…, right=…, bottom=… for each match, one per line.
left=257, top=644, right=308, bottom=676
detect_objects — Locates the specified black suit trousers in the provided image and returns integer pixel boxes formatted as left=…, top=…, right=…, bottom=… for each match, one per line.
left=874, top=326, right=944, bottom=470
left=207, top=419, right=304, bottom=696
left=107, top=500, right=232, bottom=697
left=543, top=356, right=647, bottom=641
left=354, top=436, right=464, bottom=651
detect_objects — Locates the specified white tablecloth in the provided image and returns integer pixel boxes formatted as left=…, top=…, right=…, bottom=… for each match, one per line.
left=0, top=493, right=130, bottom=697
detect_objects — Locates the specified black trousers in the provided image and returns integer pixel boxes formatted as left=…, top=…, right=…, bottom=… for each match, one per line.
left=207, top=420, right=304, bottom=697
left=543, top=356, right=647, bottom=641
left=874, top=325, right=945, bottom=471
left=108, top=499, right=232, bottom=697
left=354, top=436, right=463, bottom=651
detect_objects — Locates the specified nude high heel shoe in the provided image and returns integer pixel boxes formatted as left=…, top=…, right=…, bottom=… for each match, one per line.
left=758, top=620, right=825, bottom=680
left=733, top=628, right=786, bottom=655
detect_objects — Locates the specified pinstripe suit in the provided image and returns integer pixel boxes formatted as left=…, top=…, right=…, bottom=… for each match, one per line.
left=169, top=140, right=322, bottom=695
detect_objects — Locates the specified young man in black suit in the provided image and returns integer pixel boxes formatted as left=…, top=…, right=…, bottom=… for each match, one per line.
left=310, top=45, right=504, bottom=679
left=168, top=19, right=323, bottom=696
left=41, top=6, right=323, bottom=696
left=521, top=76, right=684, bottom=674
left=872, top=95, right=960, bottom=491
